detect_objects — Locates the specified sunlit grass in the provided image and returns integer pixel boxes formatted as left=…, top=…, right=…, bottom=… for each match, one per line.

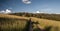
left=0, top=14, right=60, bottom=31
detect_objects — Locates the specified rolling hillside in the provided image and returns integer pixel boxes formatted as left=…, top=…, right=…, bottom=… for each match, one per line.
left=0, top=14, right=29, bottom=31
left=0, top=14, right=60, bottom=31
left=9, top=12, right=60, bottom=21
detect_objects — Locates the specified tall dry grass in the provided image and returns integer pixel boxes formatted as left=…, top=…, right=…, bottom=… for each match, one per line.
left=0, top=14, right=60, bottom=31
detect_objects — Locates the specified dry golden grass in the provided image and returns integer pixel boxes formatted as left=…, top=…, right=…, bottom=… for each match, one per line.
left=30, top=17, right=60, bottom=27
left=0, top=14, right=29, bottom=20
left=0, top=14, right=29, bottom=31
left=0, top=14, right=60, bottom=31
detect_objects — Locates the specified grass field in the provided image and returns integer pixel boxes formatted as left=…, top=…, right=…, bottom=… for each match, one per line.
left=10, top=13, right=60, bottom=21
left=0, top=14, right=60, bottom=31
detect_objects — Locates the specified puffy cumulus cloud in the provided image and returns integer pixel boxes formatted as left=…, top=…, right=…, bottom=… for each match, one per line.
left=22, top=0, right=31, bottom=4
left=36, top=11, right=40, bottom=13
left=0, top=10, right=5, bottom=13
left=5, top=9, right=12, bottom=13
left=0, top=9, right=12, bottom=14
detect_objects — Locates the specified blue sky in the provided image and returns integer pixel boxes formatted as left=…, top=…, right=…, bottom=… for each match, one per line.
left=0, top=0, right=60, bottom=13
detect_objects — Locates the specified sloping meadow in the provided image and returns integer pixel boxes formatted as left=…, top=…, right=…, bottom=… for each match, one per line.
left=0, top=17, right=28, bottom=31
left=0, top=14, right=60, bottom=31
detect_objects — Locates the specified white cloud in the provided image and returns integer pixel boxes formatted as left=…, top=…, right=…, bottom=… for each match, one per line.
left=22, top=0, right=31, bottom=4
left=55, top=13, right=60, bottom=14
left=36, top=11, right=48, bottom=13
left=36, top=11, right=40, bottom=13
left=0, top=9, right=12, bottom=14
left=0, top=10, right=5, bottom=13
left=5, top=9, right=12, bottom=13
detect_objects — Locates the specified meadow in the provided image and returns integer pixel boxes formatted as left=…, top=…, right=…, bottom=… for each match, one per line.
left=0, top=13, right=60, bottom=31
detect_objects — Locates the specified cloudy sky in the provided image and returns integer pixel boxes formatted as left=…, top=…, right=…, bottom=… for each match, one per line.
left=0, top=0, right=60, bottom=13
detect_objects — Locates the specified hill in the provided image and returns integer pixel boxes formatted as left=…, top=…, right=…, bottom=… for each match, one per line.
left=0, top=14, right=60, bottom=31
left=0, top=14, right=29, bottom=31
left=9, top=12, right=60, bottom=21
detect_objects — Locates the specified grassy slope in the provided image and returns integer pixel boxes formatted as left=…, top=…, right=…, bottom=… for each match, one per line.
left=0, top=14, right=29, bottom=31
left=0, top=14, right=29, bottom=19
left=10, top=13, right=60, bottom=21
left=0, top=14, right=60, bottom=31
